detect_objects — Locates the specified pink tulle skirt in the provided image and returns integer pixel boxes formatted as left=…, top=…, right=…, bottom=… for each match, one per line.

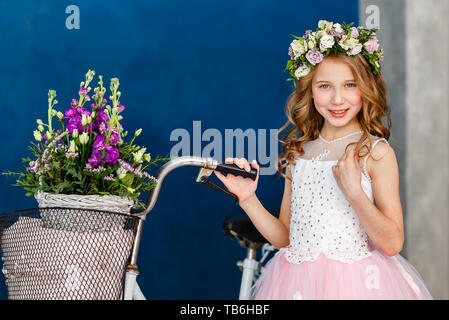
left=251, top=247, right=433, bottom=300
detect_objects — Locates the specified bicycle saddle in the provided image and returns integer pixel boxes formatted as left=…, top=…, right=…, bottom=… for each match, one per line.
left=222, top=208, right=279, bottom=245
left=222, top=218, right=268, bottom=244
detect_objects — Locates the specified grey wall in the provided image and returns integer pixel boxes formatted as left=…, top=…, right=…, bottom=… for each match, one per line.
left=360, top=0, right=449, bottom=299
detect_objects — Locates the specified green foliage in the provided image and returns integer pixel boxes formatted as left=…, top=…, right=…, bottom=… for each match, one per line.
left=2, top=70, right=171, bottom=208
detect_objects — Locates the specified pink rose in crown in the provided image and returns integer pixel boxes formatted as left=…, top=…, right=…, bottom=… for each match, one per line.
left=306, top=49, right=324, bottom=66
left=364, top=37, right=379, bottom=54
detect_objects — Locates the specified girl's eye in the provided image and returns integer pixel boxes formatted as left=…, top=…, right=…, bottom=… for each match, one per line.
left=318, top=83, right=356, bottom=89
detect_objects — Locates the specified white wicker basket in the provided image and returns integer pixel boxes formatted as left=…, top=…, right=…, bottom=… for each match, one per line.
left=35, top=191, right=134, bottom=232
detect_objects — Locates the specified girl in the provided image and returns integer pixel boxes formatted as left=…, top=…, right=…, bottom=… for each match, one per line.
left=214, top=20, right=433, bottom=300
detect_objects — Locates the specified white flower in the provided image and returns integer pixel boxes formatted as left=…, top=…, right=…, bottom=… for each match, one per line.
left=315, top=30, right=327, bottom=40
left=133, top=147, right=146, bottom=164
left=290, top=39, right=307, bottom=59
left=79, top=132, right=89, bottom=145
left=116, top=167, right=127, bottom=180
left=33, top=130, right=42, bottom=142
left=309, top=32, right=316, bottom=42
left=338, top=37, right=359, bottom=51
left=348, top=43, right=363, bottom=55
left=294, top=64, right=311, bottom=79
left=81, top=114, right=88, bottom=126
left=318, top=20, right=333, bottom=32
left=72, top=129, right=79, bottom=138
left=307, top=37, right=317, bottom=50
left=68, top=140, right=78, bottom=153
left=319, top=34, right=335, bottom=52
left=334, top=23, right=344, bottom=33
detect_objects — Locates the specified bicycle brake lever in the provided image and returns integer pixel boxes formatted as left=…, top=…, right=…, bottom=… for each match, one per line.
left=196, top=167, right=239, bottom=204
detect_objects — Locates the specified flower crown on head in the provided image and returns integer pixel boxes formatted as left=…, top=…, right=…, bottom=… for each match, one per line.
left=285, top=20, right=384, bottom=86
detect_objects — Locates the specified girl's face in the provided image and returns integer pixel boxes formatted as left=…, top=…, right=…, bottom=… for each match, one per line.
left=311, top=57, right=363, bottom=131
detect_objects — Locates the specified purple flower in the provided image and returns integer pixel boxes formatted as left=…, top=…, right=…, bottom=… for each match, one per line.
left=93, top=135, right=106, bottom=149
left=305, top=49, right=324, bottom=66
left=63, top=108, right=77, bottom=119
left=88, top=149, right=103, bottom=167
left=67, top=115, right=82, bottom=134
left=288, top=46, right=294, bottom=60
left=304, top=29, right=312, bottom=39
left=70, top=99, right=78, bottom=107
left=364, top=37, right=379, bottom=54
left=96, top=109, right=109, bottom=123
left=77, top=106, right=91, bottom=116
left=350, top=27, right=359, bottom=38
left=79, top=88, right=87, bottom=95
left=117, top=102, right=125, bottom=112
left=29, top=160, right=40, bottom=173
left=104, top=145, right=119, bottom=166
left=109, top=132, right=119, bottom=144
left=104, top=174, right=115, bottom=181
left=98, top=122, right=109, bottom=135
left=62, top=106, right=91, bottom=134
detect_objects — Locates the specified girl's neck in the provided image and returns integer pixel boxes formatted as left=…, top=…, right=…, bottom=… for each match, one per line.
left=320, top=123, right=363, bottom=141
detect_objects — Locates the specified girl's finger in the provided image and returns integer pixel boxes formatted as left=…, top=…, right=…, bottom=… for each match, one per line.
left=214, top=170, right=231, bottom=189
left=343, top=149, right=352, bottom=161
left=353, top=152, right=360, bottom=168
left=251, top=160, right=260, bottom=182
left=242, top=158, right=251, bottom=172
left=236, top=158, right=247, bottom=170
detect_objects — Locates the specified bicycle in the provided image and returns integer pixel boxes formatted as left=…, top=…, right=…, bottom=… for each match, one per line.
left=0, top=156, right=273, bottom=300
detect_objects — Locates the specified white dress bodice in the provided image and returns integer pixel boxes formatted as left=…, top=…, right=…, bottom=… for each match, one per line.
left=282, top=131, right=389, bottom=264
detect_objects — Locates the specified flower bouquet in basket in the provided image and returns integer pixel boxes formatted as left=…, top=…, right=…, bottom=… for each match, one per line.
left=3, top=69, right=170, bottom=230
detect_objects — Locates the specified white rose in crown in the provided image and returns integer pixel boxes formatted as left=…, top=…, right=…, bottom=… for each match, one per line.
left=319, top=34, right=335, bottom=52
left=294, top=64, right=311, bottom=79
left=333, top=23, right=344, bottom=33
left=307, top=36, right=317, bottom=50
left=291, top=39, right=307, bottom=59
left=338, top=37, right=360, bottom=51
left=318, top=20, right=333, bottom=32
left=315, top=30, right=327, bottom=40
left=348, top=43, right=363, bottom=55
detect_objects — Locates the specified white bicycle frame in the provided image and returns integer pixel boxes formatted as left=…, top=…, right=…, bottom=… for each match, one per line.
left=236, top=243, right=276, bottom=300
left=119, top=155, right=260, bottom=300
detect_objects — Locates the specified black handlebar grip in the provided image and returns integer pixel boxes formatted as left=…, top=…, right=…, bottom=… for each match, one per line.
left=215, top=162, right=258, bottom=180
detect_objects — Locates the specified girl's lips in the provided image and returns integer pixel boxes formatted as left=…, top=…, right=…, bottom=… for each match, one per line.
left=329, top=108, right=349, bottom=118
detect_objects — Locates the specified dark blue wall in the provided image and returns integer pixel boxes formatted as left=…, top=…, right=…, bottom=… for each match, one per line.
left=0, top=0, right=358, bottom=299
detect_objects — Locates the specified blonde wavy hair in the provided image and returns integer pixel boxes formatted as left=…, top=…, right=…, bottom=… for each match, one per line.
left=278, top=52, right=392, bottom=181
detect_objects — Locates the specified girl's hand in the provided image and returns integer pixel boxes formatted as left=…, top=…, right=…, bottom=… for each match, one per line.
left=213, top=157, right=260, bottom=204
left=332, top=149, right=363, bottom=201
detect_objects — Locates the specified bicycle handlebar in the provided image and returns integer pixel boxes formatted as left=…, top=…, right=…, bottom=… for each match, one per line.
left=130, top=156, right=257, bottom=216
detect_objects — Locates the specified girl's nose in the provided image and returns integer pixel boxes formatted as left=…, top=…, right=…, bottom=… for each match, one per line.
left=331, top=89, right=344, bottom=105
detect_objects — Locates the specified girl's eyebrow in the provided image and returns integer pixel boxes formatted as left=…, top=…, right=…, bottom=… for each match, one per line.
left=315, top=79, right=355, bottom=83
